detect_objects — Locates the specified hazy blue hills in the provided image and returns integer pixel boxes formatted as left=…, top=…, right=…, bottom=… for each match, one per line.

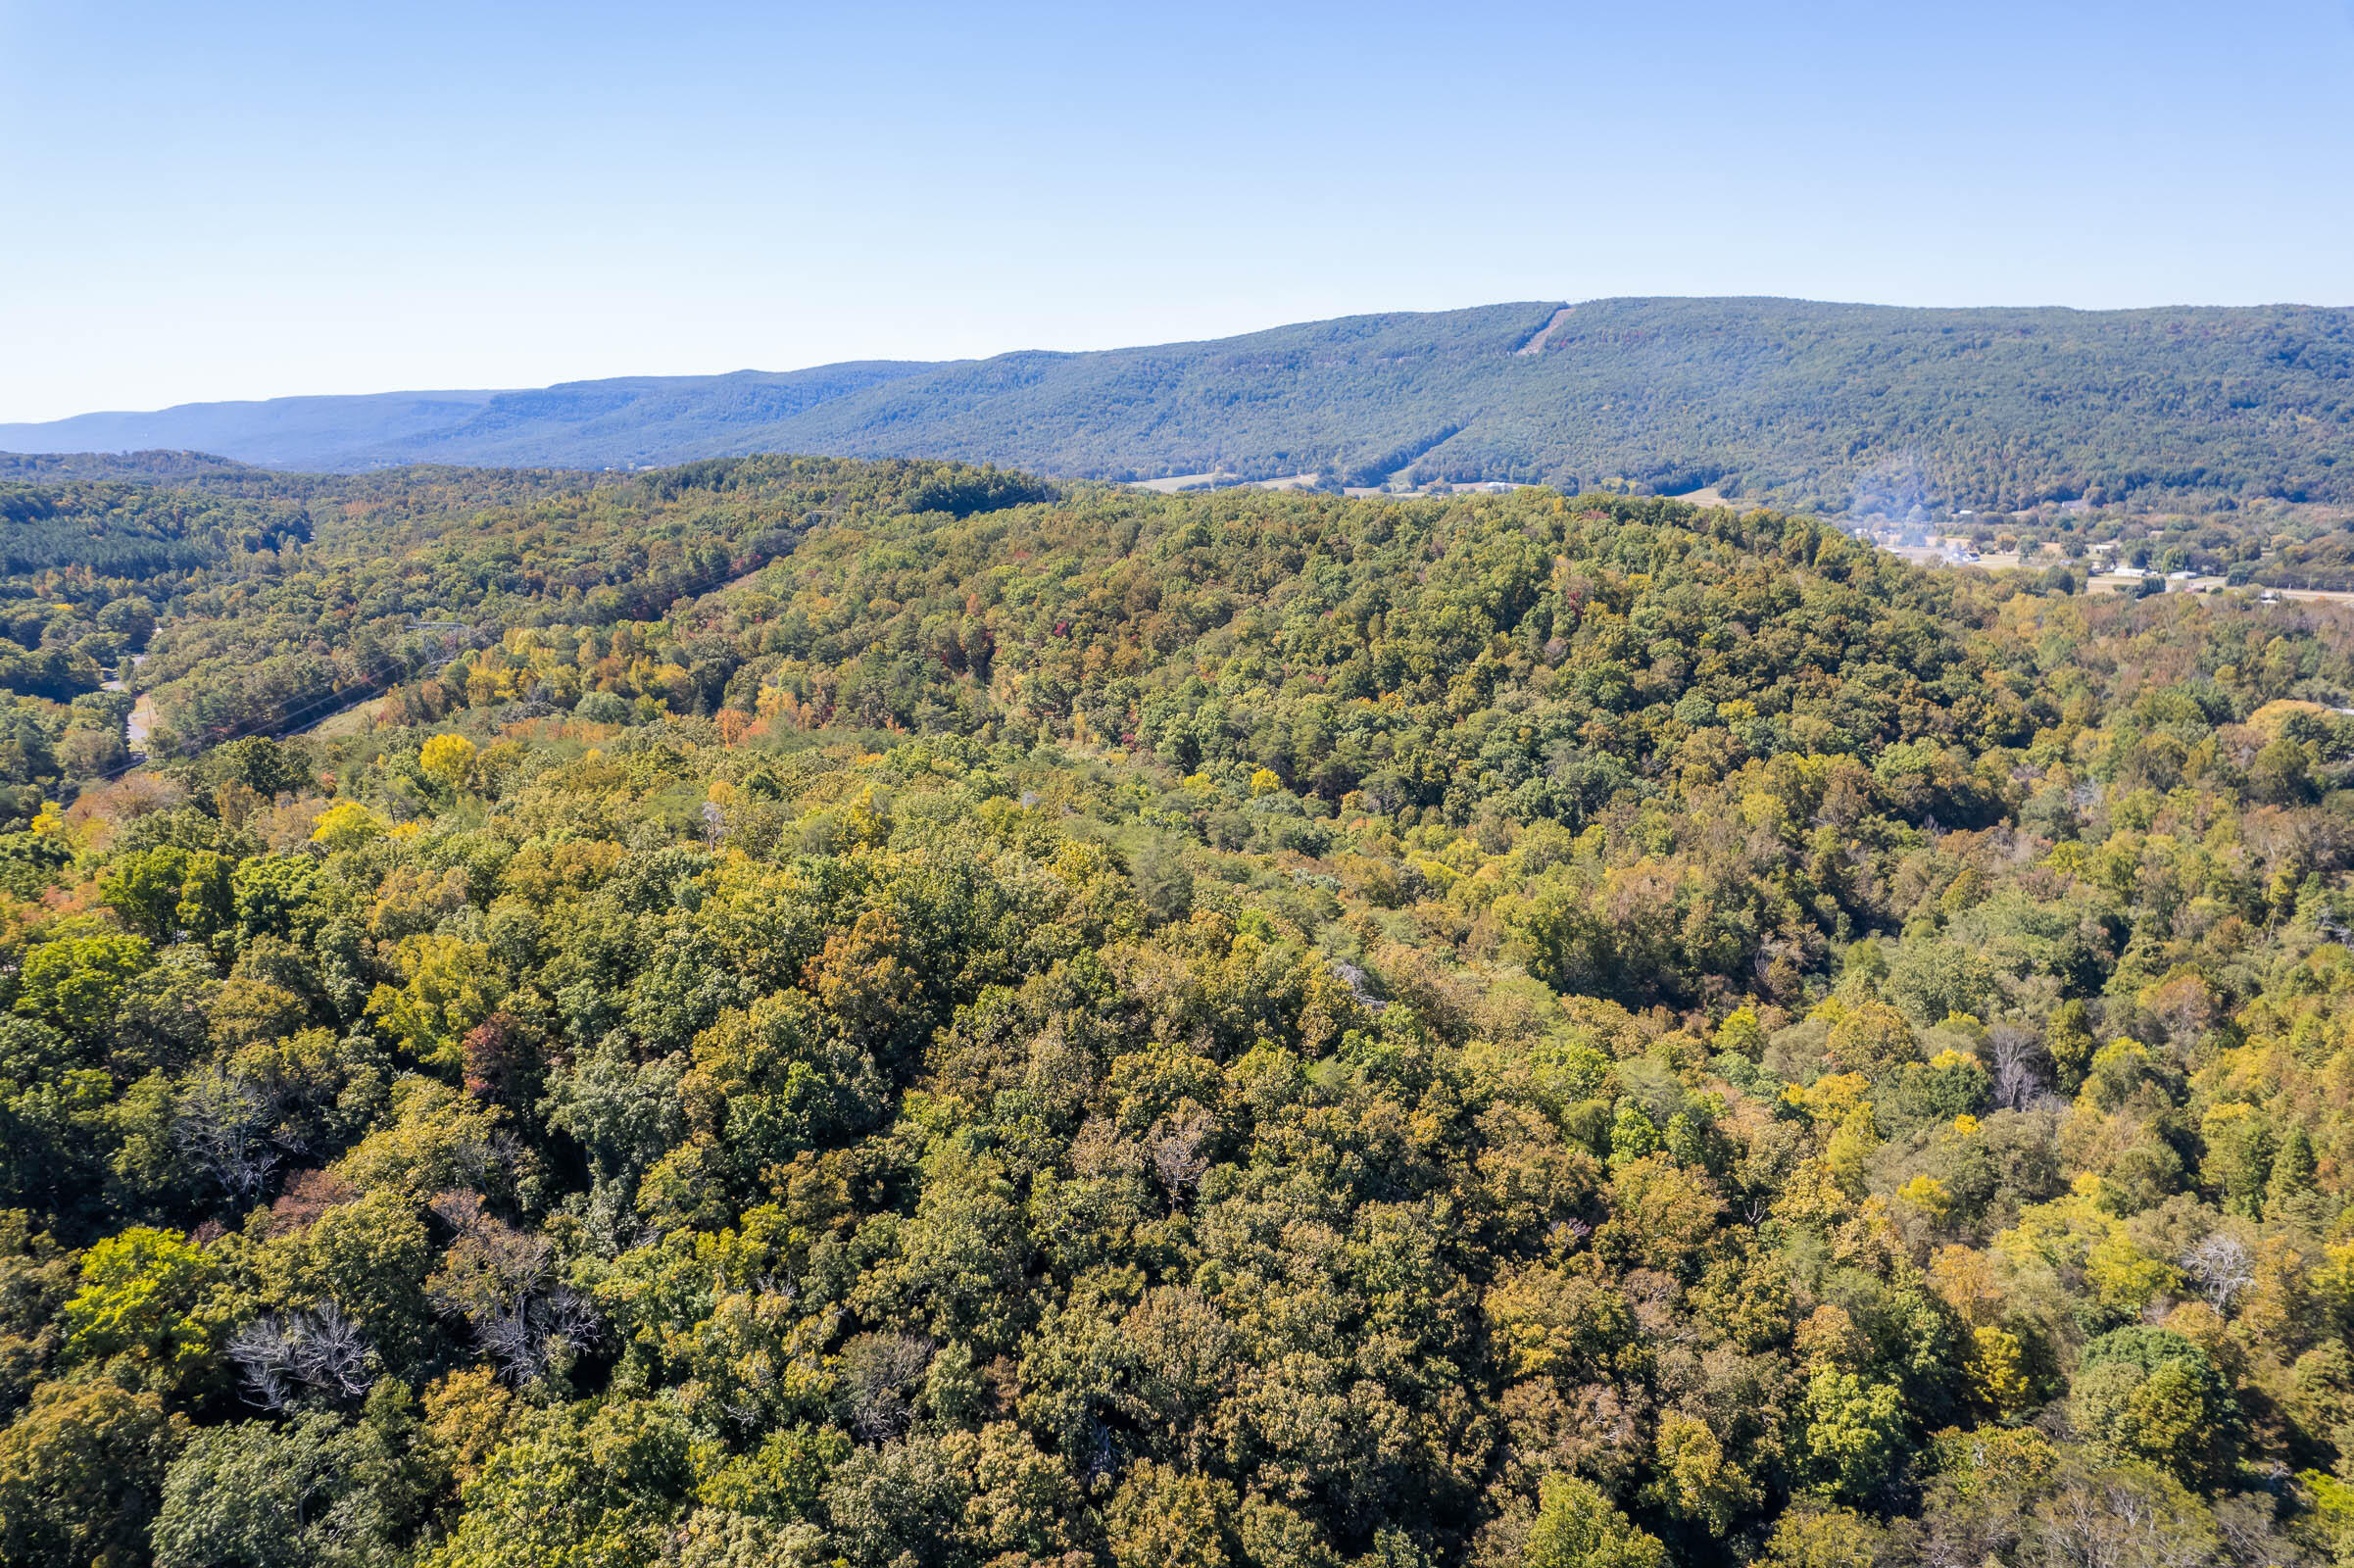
left=6, top=298, right=2350, bottom=512
left=0, top=361, right=942, bottom=474
left=2, top=388, right=503, bottom=470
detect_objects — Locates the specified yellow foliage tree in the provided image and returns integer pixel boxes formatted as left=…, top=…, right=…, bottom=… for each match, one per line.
left=419, top=732, right=478, bottom=792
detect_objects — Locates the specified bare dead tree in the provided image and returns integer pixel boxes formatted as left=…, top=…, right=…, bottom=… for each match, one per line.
left=428, top=1190, right=600, bottom=1383
left=1328, top=960, right=1389, bottom=1014
left=1145, top=1109, right=1214, bottom=1206
left=1988, top=1022, right=2050, bottom=1112
left=228, top=1299, right=373, bottom=1409
left=467, top=1284, right=601, bottom=1385
left=2182, top=1232, right=2256, bottom=1313
left=173, top=1067, right=283, bottom=1202
left=2032, top=1467, right=2222, bottom=1568
left=838, top=1331, right=935, bottom=1443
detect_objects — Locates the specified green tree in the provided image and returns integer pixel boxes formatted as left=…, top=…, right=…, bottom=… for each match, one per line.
left=231, top=856, right=332, bottom=947
left=2070, top=1328, right=2239, bottom=1491
left=259, top=1189, right=436, bottom=1371
left=60, top=1226, right=224, bottom=1396
left=1104, top=1459, right=1235, bottom=1568
left=1801, top=1369, right=1905, bottom=1504
left=426, top=1402, right=692, bottom=1568
left=1524, top=1474, right=1668, bottom=1568
left=1643, top=1410, right=1757, bottom=1537
left=2266, top=1123, right=2320, bottom=1222
left=14, top=924, right=152, bottom=1038
left=1609, top=1101, right=1661, bottom=1166
left=151, top=1388, right=431, bottom=1568
left=0, top=1380, right=182, bottom=1567
left=1759, top=1505, right=1895, bottom=1567
left=152, top=1414, right=347, bottom=1568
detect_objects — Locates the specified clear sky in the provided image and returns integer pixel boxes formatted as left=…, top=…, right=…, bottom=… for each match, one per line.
left=3, top=0, right=2351, bottom=422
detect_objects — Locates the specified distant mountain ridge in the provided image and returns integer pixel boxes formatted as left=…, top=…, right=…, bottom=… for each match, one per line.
left=7, top=297, right=2351, bottom=512
left=0, top=361, right=942, bottom=473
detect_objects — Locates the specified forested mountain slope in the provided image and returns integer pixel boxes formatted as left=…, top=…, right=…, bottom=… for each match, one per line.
left=764, top=297, right=2354, bottom=513
left=0, top=460, right=2352, bottom=1565
left=7, top=297, right=2351, bottom=512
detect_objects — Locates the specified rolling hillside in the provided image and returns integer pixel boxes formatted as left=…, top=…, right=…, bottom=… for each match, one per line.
left=6, top=298, right=2351, bottom=513
left=1, top=457, right=2353, bottom=1563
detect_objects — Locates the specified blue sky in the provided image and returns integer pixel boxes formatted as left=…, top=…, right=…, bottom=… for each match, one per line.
left=3, top=0, right=2350, bottom=421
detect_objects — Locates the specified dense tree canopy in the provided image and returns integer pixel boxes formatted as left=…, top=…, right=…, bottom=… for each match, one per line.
left=0, top=461, right=2352, bottom=1564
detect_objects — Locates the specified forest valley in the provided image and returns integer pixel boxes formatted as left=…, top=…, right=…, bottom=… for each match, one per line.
left=0, top=457, right=2350, bottom=1567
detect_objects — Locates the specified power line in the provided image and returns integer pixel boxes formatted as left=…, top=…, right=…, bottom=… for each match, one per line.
left=79, top=528, right=801, bottom=790
left=82, top=617, right=484, bottom=786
